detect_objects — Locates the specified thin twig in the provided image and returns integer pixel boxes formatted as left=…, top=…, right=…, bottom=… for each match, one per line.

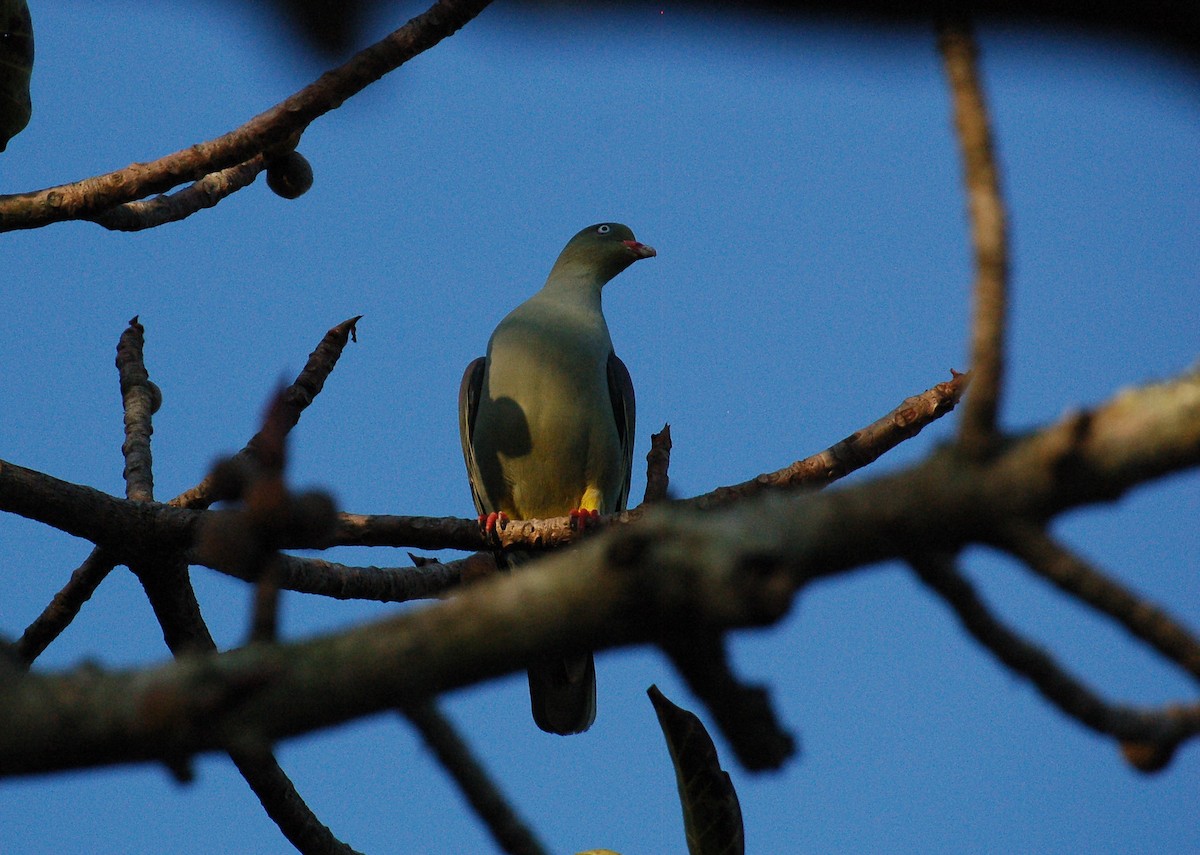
left=909, top=552, right=1195, bottom=757
left=230, top=744, right=364, bottom=855
left=15, top=548, right=118, bottom=666
left=1000, top=523, right=1200, bottom=684
left=938, top=19, right=1009, bottom=458
left=404, top=701, right=547, bottom=855
left=171, top=315, right=361, bottom=510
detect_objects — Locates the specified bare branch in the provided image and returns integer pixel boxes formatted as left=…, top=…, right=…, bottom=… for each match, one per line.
left=90, top=157, right=266, bottom=232
left=4, top=368, right=1197, bottom=571
left=939, top=20, right=1010, bottom=458
left=171, top=315, right=362, bottom=510
left=0, top=458, right=199, bottom=554
left=229, top=745, right=364, bottom=855
left=331, top=369, right=972, bottom=551
left=15, top=548, right=117, bottom=666
left=1000, top=523, right=1200, bottom=684
left=687, top=369, right=970, bottom=511
left=404, top=701, right=547, bottom=855
left=0, top=0, right=493, bottom=232
left=643, top=424, right=673, bottom=504
left=194, top=552, right=462, bottom=603
left=909, top=552, right=1196, bottom=767
left=116, top=317, right=158, bottom=503
left=6, top=473, right=1200, bottom=778
left=663, top=634, right=797, bottom=771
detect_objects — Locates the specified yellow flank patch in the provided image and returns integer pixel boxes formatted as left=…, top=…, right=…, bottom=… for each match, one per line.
left=579, top=486, right=604, bottom=513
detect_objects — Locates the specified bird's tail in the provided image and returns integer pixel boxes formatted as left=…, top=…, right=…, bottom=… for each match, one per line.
left=502, top=549, right=597, bottom=734
left=528, top=652, right=597, bottom=735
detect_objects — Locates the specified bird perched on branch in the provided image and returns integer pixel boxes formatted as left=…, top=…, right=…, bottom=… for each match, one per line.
left=458, top=222, right=655, bottom=734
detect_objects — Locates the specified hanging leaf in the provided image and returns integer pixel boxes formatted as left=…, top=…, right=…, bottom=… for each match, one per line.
left=648, top=685, right=745, bottom=855
left=0, top=0, right=33, bottom=152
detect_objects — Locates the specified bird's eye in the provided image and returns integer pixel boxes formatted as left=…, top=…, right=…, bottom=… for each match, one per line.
left=597, top=224, right=611, bottom=234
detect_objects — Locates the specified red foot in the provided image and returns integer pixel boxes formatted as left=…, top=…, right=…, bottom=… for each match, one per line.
left=478, top=511, right=509, bottom=535
left=569, top=508, right=601, bottom=532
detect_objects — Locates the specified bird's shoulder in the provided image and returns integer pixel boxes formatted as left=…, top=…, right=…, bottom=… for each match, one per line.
left=493, top=288, right=610, bottom=345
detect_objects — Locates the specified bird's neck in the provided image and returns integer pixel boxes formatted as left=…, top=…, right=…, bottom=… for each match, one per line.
left=538, top=261, right=608, bottom=307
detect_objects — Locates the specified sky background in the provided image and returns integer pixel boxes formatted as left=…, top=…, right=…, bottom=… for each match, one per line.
left=2, top=2, right=1198, bottom=853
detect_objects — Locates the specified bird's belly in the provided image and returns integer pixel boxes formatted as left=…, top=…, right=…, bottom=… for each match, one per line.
left=499, top=393, right=621, bottom=519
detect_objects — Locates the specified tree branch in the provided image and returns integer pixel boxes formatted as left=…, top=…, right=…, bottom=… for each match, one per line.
left=0, top=0, right=493, bottom=232
left=6, top=467, right=1200, bottom=779
left=403, top=701, right=547, bottom=855
left=334, top=369, right=971, bottom=551
left=116, top=317, right=158, bottom=503
left=15, top=548, right=118, bottom=666
left=90, top=157, right=267, bottom=232
left=171, top=315, right=361, bottom=510
left=999, top=523, right=1200, bottom=684
left=643, top=424, right=673, bottom=504
left=663, top=634, right=797, bottom=771
left=194, top=552, right=462, bottom=603
left=939, top=20, right=1010, bottom=458
left=686, top=369, right=969, bottom=511
left=909, top=551, right=1196, bottom=769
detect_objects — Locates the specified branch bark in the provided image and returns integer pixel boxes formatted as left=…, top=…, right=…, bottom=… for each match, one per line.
left=0, top=0, right=493, bottom=231
left=3, top=368, right=1198, bottom=778
left=939, top=20, right=1009, bottom=458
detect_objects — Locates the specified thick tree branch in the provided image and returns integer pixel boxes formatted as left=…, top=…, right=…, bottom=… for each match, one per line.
left=0, top=458, right=200, bottom=554
left=6, top=458, right=1200, bottom=778
left=0, top=0, right=493, bottom=231
left=939, top=20, right=1010, bottom=458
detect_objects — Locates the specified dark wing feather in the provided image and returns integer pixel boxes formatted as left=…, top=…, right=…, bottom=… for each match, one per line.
left=607, top=351, right=636, bottom=512
left=458, top=356, right=488, bottom=516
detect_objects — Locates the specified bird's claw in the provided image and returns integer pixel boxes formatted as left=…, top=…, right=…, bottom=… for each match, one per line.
left=478, top=511, right=509, bottom=539
left=569, top=508, right=601, bottom=532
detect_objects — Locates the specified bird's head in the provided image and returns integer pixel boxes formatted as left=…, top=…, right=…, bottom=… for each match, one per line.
left=551, top=223, right=656, bottom=285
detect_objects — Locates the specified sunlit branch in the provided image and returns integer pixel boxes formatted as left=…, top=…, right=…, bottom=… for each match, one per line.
left=938, top=19, right=1009, bottom=458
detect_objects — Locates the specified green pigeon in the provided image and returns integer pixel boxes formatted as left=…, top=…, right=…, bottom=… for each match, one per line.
left=459, top=222, right=655, bottom=734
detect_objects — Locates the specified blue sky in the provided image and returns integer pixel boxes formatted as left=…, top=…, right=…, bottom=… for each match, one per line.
left=2, top=3, right=1198, bottom=852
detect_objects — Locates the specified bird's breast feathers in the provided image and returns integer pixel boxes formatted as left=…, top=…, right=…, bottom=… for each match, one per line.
left=478, top=300, right=623, bottom=518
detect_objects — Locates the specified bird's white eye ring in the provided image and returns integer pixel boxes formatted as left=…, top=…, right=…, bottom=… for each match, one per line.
left=597, top=224, right=611, bottom=234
